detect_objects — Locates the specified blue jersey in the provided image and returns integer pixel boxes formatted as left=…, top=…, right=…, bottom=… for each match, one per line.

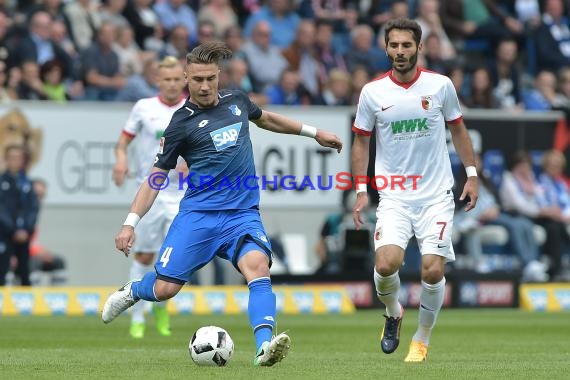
left=154, top=90, right=262, bottom=211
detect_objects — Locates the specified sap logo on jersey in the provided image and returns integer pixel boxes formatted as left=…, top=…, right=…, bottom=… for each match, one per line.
left=210, top=122, right=242, bottom=151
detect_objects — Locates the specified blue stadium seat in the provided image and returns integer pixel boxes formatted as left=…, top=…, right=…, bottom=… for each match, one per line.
left=482, top=149, right=505, bottom=189
left=449, top=151, right=463, bottom=178
left=529, top=150, right=544, bottom=178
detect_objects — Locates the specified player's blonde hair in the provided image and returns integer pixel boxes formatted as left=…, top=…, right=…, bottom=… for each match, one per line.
left=159, top=56, right=182, bottom=69
left=186, top=41, right=232, bottom=66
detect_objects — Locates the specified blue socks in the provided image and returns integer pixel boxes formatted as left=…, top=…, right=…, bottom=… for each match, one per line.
left=130, top=271, right=159, bottom=302
left=248, top=277, right=276, bottom=350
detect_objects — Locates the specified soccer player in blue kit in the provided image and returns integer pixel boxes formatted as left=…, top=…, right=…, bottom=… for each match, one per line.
left=102, top=41, right=343, bottom=366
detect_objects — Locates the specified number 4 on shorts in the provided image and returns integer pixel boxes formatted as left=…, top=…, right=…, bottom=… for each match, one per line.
left=160, top=247, right=173, bottom=267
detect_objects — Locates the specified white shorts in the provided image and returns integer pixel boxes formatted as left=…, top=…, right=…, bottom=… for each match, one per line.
left=374, top=196, right=455, bottom=262
left=132, top=195, right=180, bottom=253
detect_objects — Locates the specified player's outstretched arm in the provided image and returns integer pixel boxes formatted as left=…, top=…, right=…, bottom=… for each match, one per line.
left=351, top=134, right=371, bottom=229
left=112, top=133, right=134, bottom=186
left=449, top=121, right=479, bottom=211
left=115, top=166, right=166, bottom=256
left=252, top=110, right=343, bottom=153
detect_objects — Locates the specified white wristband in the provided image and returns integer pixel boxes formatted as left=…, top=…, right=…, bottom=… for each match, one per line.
left=466, top=166, right=478, bottom=177
left=123, top=212, right=140, bottom=228
left=356, top=183, right=367, bottom=194
left=300, top=124, right=317, bottom=138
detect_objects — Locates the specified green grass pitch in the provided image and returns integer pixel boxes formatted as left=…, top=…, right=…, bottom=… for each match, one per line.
left=1, top=309, right=568, bottom=379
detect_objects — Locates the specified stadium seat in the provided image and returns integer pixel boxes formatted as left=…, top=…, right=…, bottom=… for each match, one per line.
left=280, top=233, right=313, bottom=275
left=449, top=151, right=463, bottom=178
left=482, top=149, right=506, bottom=189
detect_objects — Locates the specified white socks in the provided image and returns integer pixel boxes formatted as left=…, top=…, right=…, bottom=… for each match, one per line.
left=374, top=270, right=401, bottom=318
left=412, top=278, right=446, bottom=346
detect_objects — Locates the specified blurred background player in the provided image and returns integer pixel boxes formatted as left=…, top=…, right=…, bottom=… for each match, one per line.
left=0, top=145, right=39, bottom=286
left=112, top=56, right=186, bottom=339
left=351, top=18, right=478, bottom=362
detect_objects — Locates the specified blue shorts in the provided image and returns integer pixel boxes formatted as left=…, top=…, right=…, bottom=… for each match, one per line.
left=154, top=208, right=273, bottom=284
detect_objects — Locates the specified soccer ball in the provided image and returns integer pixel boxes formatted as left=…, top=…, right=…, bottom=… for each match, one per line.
left=189, top=326, right=234, bottom=366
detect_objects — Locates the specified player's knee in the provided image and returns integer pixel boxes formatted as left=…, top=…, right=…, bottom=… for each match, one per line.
left=153, top=281, right=182, bottom=300
left=421, top=266, right=444, bottom=284
left=135, top=252, right=155, bottom=266
left=374, top=262, right=398, bottom=276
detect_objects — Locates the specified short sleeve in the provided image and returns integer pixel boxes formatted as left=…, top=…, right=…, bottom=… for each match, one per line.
left=243, top=91, right=262, bottom=120
left=442, top=78, right=463, bottom=124
left=352, top=86, right=375, bottom=136
left=122, top=101, right=144, bottom=137
left=154, top=116, right=187, bottom=170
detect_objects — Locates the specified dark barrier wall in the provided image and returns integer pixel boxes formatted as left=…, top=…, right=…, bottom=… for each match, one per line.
left=462, top=110, right=564, bottom=158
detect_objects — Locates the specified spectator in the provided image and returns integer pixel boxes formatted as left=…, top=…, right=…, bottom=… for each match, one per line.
left=12, top=11, right=73, bottom=80
left=63, top=0, right=102, bottom=52
left=534, top=0, right=570, bottom=72
left=243, top=0, right=300, bottom=49
left=0, top=145, right=39, bottom=286
left=115, top=57, right=159, bottom=102
left=315, top=68, right=351, bottom=106
left=423, top=32, right=453, bottom=74
left=523, top=70, right=566, bottom=111
left=349, top=65, right=370, bottom=105
left=16, top=61, right=47, bottom=100
left=344, top=24, right=379, bottom=76
left=415, top=0, right=455, bottom=59
left=159, top=24, right=189, bottom=61
left=314, top=19, right=347, bottom=89
left=0, top=60, right=16, bottom=103
left=454, top=153, right=545, bottom=279
left=446, top=64, right=467, bottom=107
left=464, top=67, right=499, bottom=109
left=122, top=0, right=164, bottom=51
left=50, top=19, right=78, bottom=60
left=190, top=19, right=217, bottom=49
left=113, top=25, right=144, bottom=77
left=282, top=20, right=320, bottom=97
left=240, top=20, right=288, bottom=92
left=197, top=0, right=238, bottom=39
left=40, top=59, right=68, bottom=102
left=489, top=37, right=522, bottom=109
left=440, top=0, right=515, bottom=48
left=223, top=25, right=244, bottom=55
left=99, top=0, right=129, bottom=28
left=500, top=151, right=568, bottom=280
left=264, top=68, right=311, bottom=105
left=26, top=0, right=66, bottom=23
left=153, top=0, right=198, bottom=46
left=0, top=11, right=15, bottom=70
left=81, top=22, right=125, bottom=101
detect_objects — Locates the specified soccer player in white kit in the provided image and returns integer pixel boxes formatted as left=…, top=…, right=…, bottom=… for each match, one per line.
left=351, top=18, right=479, bottom=362
left=112, top=56, right=187, bottom=339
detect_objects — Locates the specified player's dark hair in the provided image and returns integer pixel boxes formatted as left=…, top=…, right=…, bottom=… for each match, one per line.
left=384, top=18, right=422, bottom=46
left=186, top=41, right=233, bottom=66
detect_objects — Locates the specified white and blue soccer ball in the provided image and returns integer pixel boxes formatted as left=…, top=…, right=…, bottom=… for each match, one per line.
left=189, top=326, right=234, bottom=366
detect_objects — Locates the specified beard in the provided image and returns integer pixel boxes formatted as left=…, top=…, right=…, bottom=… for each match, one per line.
left=391, top=50, right=419, bottom=75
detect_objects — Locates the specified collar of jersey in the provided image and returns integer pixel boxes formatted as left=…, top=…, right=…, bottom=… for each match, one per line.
left=388, top=67, right=423, bottom=89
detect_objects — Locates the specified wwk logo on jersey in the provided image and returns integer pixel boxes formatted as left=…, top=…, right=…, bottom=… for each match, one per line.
left=391, top=118, right=428, bottom=134
left=210, top=122, right=242, bottom=151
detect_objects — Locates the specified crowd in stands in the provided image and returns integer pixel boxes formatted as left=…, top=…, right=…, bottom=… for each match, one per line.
left=0, top=0, right=569, bottom=109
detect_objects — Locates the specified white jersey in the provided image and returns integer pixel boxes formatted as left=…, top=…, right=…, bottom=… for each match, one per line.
left=353, top=68, right=462, bottom=206
left=122, top=96, right=186, bottom=199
